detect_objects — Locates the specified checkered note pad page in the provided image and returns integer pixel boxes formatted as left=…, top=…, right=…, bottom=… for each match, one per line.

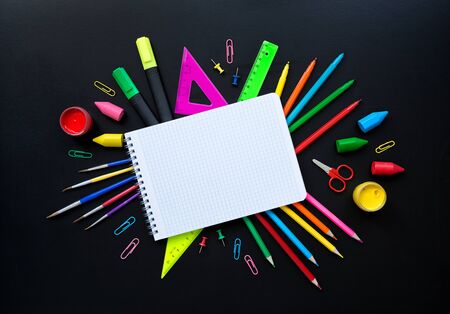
left=126, top=93, right=306, bottom=240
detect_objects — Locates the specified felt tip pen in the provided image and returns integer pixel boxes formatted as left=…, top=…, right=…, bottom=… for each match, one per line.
left=136, top=36, right=173, bottom=122
left=112, top=67, right=159, bottom=126
left=287, top=53, right=344, bottom=125
left=47, top=175, right=137, bottom=218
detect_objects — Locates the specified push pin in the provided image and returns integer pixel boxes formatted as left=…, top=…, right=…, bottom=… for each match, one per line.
left=198, top=236, right=208, bottom=254
left=232, top=68, right=240, bottom=87
left=211, top=59, right=224, bottom=74
left=216, top=229, right=226, bottom=247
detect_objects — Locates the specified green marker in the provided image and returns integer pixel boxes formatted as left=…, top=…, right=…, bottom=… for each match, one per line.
left=289, top=80, right=355, bottom=133
left=243, top=216, right=275, bottom=267
left=336, top=137, right=368, bottom=153
left=113, top=67, right=159, bottom=126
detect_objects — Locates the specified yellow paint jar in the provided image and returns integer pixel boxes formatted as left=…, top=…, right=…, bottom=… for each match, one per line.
left=352, top=181, right=387, bottom=212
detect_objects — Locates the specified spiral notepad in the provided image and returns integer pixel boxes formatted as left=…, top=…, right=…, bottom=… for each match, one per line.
left=125, top=93, right=306, bottom=240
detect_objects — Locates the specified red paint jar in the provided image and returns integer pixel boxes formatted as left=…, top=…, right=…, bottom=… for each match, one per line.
left=59, top=106, right=93, bottom=136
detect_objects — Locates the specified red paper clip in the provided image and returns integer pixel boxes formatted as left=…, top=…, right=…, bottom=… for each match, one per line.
left=226, top=39, right=234, bottom=64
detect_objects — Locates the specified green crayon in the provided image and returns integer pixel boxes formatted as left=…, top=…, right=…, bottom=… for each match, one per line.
left=336, top=137, right=368, bottom=153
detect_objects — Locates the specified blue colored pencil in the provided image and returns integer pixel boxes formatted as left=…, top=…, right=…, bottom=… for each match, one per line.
left=265, top=210, right=318, bottom=266
left=78, top=158, right=131, bottom=173
left=286, top=53, right=344, bottom=125
left=47, top=175, right=137, bottom=218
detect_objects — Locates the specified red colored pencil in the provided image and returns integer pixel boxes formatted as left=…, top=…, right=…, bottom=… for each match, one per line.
left=295, top=100, right=361, bottom=154
left=254, top=213, right=321, bottom=290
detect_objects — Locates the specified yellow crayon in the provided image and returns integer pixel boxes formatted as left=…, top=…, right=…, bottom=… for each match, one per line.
left=93, top=133, right=123, bottom=147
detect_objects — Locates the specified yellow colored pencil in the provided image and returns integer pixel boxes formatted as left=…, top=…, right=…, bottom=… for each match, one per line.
left=275, top=62, right=290, bottom=97
left=62, top=166, right=134, bottom=192
left=280, top=206, right=343, bottom=258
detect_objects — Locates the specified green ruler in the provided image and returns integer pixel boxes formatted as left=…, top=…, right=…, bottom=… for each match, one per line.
left=161, top=229, right=202, bottom=279
left=237, top=40, right=279, bottom=102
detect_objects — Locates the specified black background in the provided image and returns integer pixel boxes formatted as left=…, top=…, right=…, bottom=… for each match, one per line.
left=1, top=0, right=449, bottom=313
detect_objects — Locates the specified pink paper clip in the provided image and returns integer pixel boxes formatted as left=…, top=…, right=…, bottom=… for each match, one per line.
left=226, top=39, right=234, bottom=64
left=120, top=238, right=140, bottom=260
left=244, top=254, right=258, bottom=275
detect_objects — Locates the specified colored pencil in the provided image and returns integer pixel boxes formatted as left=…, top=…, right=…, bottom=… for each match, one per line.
left=73, top=184, right=139, bottom=223
left=306, top=193, right=363, bottom=243
left=289, top=79, right=355, bottom=133
left=280, top=206, right=343, bottom=258
left=243, top=216, right=275, bottom=267
left=85, top=192, right=141, bottom=230
left=266, top=210, right=318, bottom=266
left=295, top=100, right=360, bottom=154
left=291, top=202, right=336, bottom=240
left=78, top=158, right=131, bottom=173
left=47, top=176, right=137, bottom=218
left=275, top=62, right=290, bottom=97
left=63, top=166, right=134, bottom=192
left=254, top=213, right=321, bottom=290
left=286, top=53, right=344, bottom=125
left=283, top=58, right=317, bottom=116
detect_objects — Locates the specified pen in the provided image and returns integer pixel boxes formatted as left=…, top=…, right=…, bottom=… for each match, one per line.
left=136, top=36, right=173, bottom=122
left=287, top=53, right=344, bottom=125
left=275, top=61, right=289, bottom=97
left=113, top=67, right=159, bottom=126
left=284, top=58, right=316, bottom=116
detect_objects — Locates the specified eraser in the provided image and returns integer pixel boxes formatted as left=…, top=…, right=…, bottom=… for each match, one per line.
left=94, top=101, right=125, bottom=121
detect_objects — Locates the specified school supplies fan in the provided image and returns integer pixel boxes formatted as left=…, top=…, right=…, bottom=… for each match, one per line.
left=174, top=47, right=228, bottom=115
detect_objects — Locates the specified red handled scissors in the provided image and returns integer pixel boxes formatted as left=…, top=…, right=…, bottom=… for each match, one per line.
left=312, top=159, right=354, bottom=193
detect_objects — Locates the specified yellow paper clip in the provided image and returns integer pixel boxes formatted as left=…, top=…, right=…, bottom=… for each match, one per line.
left=68, top=150, right=93, bottom=159
left=244, top=254, right=258, bottom=275
left=375, top=140, right=395, bottom=154
left=94, top=80, right=116, bottom=97
left=120, top=238, right=140, bottom=260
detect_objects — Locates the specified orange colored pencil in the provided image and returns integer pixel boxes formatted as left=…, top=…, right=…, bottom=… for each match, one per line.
left=291, top=203, right=336, bottom=240
left=283, top=58, right=317, bottom=116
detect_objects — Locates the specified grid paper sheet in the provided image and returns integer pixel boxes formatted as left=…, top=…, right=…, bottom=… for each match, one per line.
left=126, top=93, right=306, bottom=240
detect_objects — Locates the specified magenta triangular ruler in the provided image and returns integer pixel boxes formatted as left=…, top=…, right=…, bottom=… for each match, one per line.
left=175, top=47, right=228, bottom=115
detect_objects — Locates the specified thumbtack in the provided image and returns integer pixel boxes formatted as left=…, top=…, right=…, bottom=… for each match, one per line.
left=216, top=229, right=226, bottom=247
left=211, top=59, right=224, bottom=74
left=232, top=68, right=240, bottom=87
left=198, top=236, right=208, bottom=254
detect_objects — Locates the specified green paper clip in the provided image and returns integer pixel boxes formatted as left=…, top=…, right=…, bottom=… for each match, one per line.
left=68, top=150, right=93, bottom=159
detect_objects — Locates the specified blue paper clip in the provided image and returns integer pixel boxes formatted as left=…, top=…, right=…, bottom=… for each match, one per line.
left=114, top=216, right=136, bottom=236
left=233, top=238, right=241, bottom=260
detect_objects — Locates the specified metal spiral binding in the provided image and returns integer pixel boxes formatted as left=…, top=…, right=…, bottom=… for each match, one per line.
left=124, top=136, right=158, bottom=235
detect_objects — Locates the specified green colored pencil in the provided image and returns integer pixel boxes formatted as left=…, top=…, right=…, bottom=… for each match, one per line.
left=289, top=79, right=355, bottom=133
left=243, top=216, right=275, bottom=267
